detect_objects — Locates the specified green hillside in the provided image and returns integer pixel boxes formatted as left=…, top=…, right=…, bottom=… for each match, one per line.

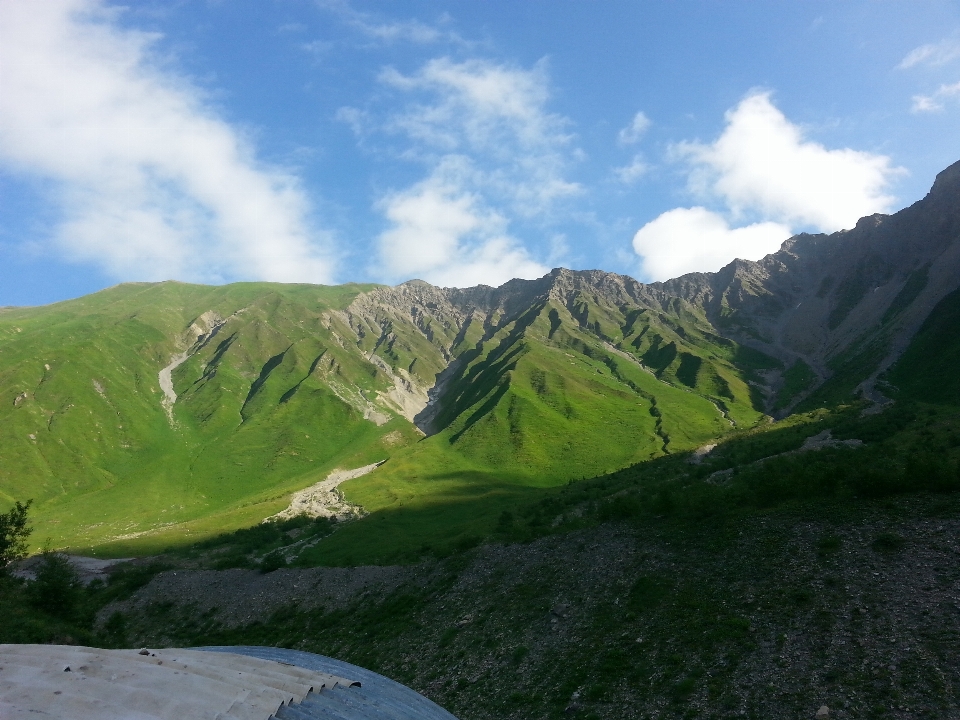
left=308, top=289, right=772, bottom=562
left=0, top=282, right=401, bottom=551
left=0, top=277, right=776, bottom=556
left=884, top=286, right=960, bottom=406
left=7, top=260, right=954, bottom=561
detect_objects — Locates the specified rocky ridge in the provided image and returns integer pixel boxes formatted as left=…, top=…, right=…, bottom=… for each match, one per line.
left=341, top=160, right=960, bottom=418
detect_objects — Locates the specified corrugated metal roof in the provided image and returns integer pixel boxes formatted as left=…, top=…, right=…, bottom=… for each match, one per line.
left=0, top=645, right=457, bottom=719
left=201, top=647, right=459, bottom=720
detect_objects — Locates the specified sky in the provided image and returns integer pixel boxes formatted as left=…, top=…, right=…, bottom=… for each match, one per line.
left=2, top=1, right=960, bottom=306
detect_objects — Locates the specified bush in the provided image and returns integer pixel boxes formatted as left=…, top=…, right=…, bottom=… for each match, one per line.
left=0, top=500, right=32, bottom=570
left=30, top=552, right=82, bottom=618
left=259, top=549, right=288, bottom=574
left=872, top=532, right=905, bottom=553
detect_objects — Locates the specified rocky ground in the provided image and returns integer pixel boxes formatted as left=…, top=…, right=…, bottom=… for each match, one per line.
left=99, top=493, right=960, bottom=720
left=101, top=563, right=421, bottom=627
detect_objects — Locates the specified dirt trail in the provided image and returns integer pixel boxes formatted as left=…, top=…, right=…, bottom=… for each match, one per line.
left=12, top=555, right=132, bottom=586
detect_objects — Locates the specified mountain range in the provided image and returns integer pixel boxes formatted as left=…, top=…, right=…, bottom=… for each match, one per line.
left=3, top=159, right=960, bottom=555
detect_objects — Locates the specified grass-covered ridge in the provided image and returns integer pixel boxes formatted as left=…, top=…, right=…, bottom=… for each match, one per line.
left=4, top=257, right=954, bottom=560
left=1, top=277, right=778, bottom=555
left=0, top=281, right=398, bottom=552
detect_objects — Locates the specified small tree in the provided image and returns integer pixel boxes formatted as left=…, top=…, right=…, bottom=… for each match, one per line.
left=30, top=550, right=82, bottom=618
left=0, top=500, right=32, bottom=571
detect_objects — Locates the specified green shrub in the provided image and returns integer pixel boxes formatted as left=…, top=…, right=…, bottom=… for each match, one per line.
left=30, top=552, right=82, bottom=618
left=0, top=500, right=32, bottom=570
left=259, top=550, right=288, bottom=573
left=872, top=532, right=905, bottom=553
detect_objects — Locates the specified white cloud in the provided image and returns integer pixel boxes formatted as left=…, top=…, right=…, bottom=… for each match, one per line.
left=631, top=92, right=900, bottom=281
left=618, top=111, right=651, bottom=145
left=350, top=17, right=443, bottom=44
left=336, top=106, right=370, bottom=136
left=614, top=155, right=648, bottom=184
left=898, top=39, right=960, bottom=69
left=675, top=92, right=898, bottom=231
left=373, top=57, right=579, bottom=286
left=380, top=59, right=572, bottom=164
left=911, top=81, right=960, bottom=113
left=377, top=172, right=546, bottom=288
left=319, top=0, right=460, bottom=46
left=0, top=0, right=331, bottom=283
left=632, top=207, right=790, bottom=281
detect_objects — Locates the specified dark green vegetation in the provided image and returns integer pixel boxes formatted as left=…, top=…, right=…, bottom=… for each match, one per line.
left=0, top=549, right=172, bottom=647
left=4, top=391, right=960, bottom=719
left=0, top=499, right=32, bottom=568
left=774, top=359, right=816, bottom=410
left=885, top=285, right=960, bottom=405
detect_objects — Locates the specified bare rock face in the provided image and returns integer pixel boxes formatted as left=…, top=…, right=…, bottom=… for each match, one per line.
left=333, top=160, right=960, bottom=422
left=717, top=162, right=959, bottom=372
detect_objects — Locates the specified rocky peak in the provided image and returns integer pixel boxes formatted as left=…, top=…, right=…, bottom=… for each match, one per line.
left=929, top=158, right=960, bottom=199
left=338, top=158, right=960, bottom=413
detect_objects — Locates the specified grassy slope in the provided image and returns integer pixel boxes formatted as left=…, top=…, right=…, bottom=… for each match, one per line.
left=16, top=392, right=957, bottom=719
left=303, top=277, right=960, bottom=565
left=0, top=282, right=405, bottom=553
left=304, top=294, right=770, bottom=564
left=884, top=286, right=960, bottom=405
left=1, top=278, right=778, bottom=558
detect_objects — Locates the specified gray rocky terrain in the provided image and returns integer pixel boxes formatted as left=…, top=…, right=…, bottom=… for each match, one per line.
left=100, top=494, right=960, bottom=720
left=338, top=159, right=960, bottom=419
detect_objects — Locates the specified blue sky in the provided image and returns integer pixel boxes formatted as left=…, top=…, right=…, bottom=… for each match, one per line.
left=2, top=0, right=960, bottom=306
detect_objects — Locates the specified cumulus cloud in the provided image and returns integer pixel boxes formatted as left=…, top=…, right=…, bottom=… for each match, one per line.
left=618, top=111, right=651, bottom=145
left=911, top=81, right=960, bottom=113
left=0, top=0, right=331, bottom=283
left=632, top=92, right=899, bottom=281
left=898, top=39, right=960, bottom=69
left=378, top=175, right=546, bottom=288
left=373, top=57, right=578, bottom=286
left=379, top=58, right=574, bottom=179
left=676, top=92, right=897, bottom=230
left=632, top=207, right=789, bottom=281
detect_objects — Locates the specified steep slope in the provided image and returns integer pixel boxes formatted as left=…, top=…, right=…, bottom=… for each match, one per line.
left=0, top=282, right=416, bottom=549
left=3, top=159, right=960, bottom=554
left=653, top=159, right=960, bottom=413
left=322, top=270, right=777, bottom=558
left=883, top=284, right=960, bottom=406
left=0, top=274, right=766, bottom=552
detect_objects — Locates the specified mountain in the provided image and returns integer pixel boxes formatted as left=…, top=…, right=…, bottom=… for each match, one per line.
left=656, top=159, right=960, bottom=412
left=3, top=160, right=960, bottom=554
